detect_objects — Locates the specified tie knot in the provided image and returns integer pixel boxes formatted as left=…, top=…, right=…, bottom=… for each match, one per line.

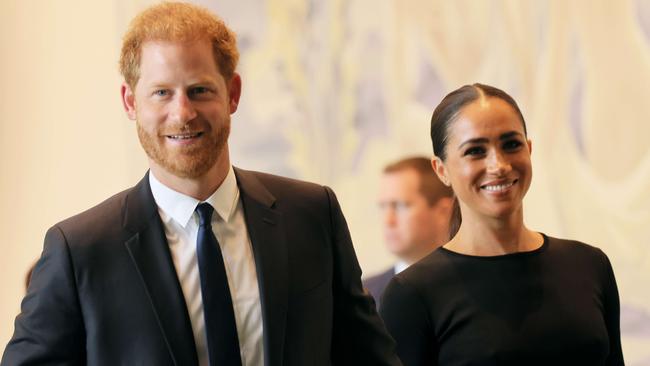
left=195, top=203, right=214, bottom=227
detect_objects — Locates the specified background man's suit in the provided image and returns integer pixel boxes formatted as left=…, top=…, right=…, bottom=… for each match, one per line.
left=2, top=167, right=401, bottom=366
left=364, top=267, right=396, bottom=309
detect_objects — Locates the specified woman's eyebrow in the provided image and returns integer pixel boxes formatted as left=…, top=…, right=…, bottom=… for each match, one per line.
left=458, top=137, right=488, bottom=150
left=458, top=131, right=523, bottom=150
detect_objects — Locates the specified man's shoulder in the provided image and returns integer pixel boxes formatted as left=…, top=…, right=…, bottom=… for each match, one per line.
left=51, top=182, right=144, bottom=246
left=236, top=167, right=325, bottom=193
left=234, top=168, right=348, bottom=232
left=235, top=167, right=334, bottom=206
left=59, top=187, right=129, bottom=225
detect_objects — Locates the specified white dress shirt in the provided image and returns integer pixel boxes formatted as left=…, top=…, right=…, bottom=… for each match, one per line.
left=149, top=167, right=264, bottom=366
left=394, top=260, right=409, bottom=275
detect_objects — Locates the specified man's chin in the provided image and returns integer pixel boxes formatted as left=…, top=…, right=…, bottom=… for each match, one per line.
left=165, top=160, right=216, bottom=179
left=147, top=152, right=220, bottom=179
left=386, top=244, right=409, bottom=257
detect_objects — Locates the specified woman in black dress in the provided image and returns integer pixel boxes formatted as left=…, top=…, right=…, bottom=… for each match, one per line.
left=380, top=83, right=624, bottom=366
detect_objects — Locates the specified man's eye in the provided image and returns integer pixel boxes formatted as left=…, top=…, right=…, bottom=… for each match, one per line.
left=464, top=146, right=485, bottom=156
left=153, top=90, right=169, bottom=97
left=190, top=86, right=210, bottom=96
left=395, top=202, right=410, bottom=211
left=503, top=140, right=523, bottom=151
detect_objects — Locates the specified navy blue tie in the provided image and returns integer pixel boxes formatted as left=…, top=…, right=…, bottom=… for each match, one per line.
left=195, top=203, right=242, bottom=366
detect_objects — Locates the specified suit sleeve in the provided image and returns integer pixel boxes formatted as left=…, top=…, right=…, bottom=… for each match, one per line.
left=1, top=226, right=86, bottom=366
left=381, top=277, right=436, bottom=366
left=600, top=252, right=624, bottom=366
left=324, top=186, right=403, bottom=366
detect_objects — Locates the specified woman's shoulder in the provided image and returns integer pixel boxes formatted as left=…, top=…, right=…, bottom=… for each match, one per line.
left=389, top=248, right=457, bottom=292
left=541, top=234, right=615, bottom=282
left=380, top=251, right=452, bottom=325
left=545, top=234, right=609, bottom=262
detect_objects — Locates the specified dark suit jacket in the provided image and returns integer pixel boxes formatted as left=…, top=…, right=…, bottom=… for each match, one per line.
left=2, top=168, right=401, bottom=366
left=363, top=267, right=396, bottom=310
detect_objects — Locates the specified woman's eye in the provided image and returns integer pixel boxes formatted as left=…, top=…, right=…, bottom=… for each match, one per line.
left=464, top=146, right=485, bottom=156
left=503, top=140, right=523, bottom=150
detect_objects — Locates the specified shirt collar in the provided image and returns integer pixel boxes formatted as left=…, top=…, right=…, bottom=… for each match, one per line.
left=149, top=166, right=240, bottom=228
left=394, top=260, right=410, bottom=275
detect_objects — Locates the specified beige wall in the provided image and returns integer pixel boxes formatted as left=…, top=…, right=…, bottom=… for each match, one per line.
left=0, top=0, right=147, bottom=347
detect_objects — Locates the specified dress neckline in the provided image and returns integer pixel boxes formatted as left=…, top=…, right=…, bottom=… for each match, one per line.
left=438, top=233, right=549, bottom=260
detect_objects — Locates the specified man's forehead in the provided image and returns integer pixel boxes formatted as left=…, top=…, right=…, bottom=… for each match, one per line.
left=383, top=168, right=421, bottom=184
left=379, top=170, right=422, bottom=195
left=138, top=39, right=214, bottom=62
left=136, top=39, right=223, bottom=84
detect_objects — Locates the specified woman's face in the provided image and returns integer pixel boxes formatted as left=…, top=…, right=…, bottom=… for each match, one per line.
left=433, top=97, right=532, bottom=220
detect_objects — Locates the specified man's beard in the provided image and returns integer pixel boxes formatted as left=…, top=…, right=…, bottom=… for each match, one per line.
left=137, top=118, right=231, bottom=179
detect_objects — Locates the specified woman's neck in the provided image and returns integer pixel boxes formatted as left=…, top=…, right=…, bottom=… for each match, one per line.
left=445, top=207, right=543, bottom=256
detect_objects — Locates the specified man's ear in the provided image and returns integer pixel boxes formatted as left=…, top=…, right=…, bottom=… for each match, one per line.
left=431, top=156, right=450, bottom=187
left=227, top=72, right=242, bottom=114
left=121, top=82, right=137, bottom=121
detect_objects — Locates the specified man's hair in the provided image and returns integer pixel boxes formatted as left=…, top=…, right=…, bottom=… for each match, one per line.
left=383, top=156, right=453, bottom=205
left=119, top=2, right=239, bottom=88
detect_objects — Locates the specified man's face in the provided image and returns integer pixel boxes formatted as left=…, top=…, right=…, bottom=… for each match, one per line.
left=122, top=40, right=241, bottom=179
left=378, top=169, right=448, bottom=262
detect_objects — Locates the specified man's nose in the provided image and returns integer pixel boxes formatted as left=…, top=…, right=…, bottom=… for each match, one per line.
left=383, top=208, right=397, bottom=227
left=170, top=93, right=197, bottom=123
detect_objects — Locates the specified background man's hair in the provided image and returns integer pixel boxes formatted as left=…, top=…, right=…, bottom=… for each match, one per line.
left=383, top=156, right=452, bottom=205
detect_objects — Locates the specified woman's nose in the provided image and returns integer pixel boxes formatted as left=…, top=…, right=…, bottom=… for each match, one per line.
left=486, top=150, right=511, bottom=175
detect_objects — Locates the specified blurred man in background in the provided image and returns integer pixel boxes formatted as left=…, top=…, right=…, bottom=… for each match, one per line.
left=364, top=157, right=453, bottom=308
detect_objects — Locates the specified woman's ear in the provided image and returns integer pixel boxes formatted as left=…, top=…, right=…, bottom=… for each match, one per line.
left=431, top=156, right=450, bottom=187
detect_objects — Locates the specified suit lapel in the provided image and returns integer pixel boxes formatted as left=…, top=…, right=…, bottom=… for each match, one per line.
left=123, top=173, right=198, bottom=366
left=235, top=168, right=288, bottom=366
